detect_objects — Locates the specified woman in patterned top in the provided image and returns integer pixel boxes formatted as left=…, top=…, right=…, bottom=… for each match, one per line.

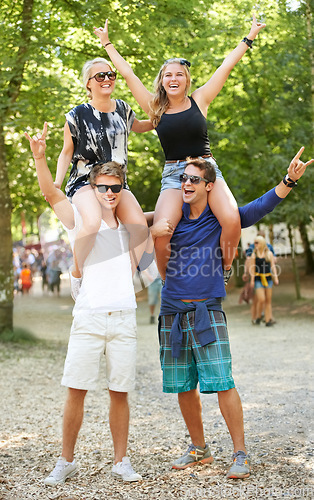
left=54, top=57, right=153, bottom=293
left=94, top=16, right=266, bottom=281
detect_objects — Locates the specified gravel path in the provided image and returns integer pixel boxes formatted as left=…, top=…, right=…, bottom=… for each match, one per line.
left=0, top=276, right=313, bottom=499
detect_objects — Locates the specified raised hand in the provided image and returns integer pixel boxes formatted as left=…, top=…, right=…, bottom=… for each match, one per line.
left=287, top=147, right=314, bottom=181
left=248, top=13, right=266, bottom=39
left=24, top=122, right=48, bottom=159
left=94, top=19, right=110, bottom=46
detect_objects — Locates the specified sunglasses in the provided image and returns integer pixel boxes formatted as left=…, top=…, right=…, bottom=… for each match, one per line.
left=88, top=71, right=117, bottom=82
left=180, top=173, right=208, bottom=185
left=164, top=58, right=191, bottom=68
left=95, top=184, right=122, bottom=193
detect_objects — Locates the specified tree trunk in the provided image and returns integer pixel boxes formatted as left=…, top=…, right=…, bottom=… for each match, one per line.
left=287, top=225, right=301, bottom=300
left=0, top=0, right=34, bottom=334
left=298, top=222, right=314, bottom=274
left=0, top=122, right=13, bottom=332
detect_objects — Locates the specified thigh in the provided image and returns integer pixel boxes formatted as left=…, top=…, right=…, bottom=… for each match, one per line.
left=105, top=310, right=137, bottom=392
left=187, top=310, right=235, bottom=394
left=207, top=178, right=239, bottom=226
left=154, top=189, right=183, bottom=228
left=72, top=184, right=102, bottom=223
left=158, top=314, right=198, bottom=393
left=255, top=286, right=266, bottom=302
left=115, top=189, right=147, bottom=226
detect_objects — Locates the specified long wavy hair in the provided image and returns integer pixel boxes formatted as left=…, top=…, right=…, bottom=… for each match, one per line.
left=149, top=58, right=191, bottom=128
left=82, top=57, right=114, bottom=100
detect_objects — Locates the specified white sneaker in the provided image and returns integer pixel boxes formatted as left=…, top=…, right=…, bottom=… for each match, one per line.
left=111, top=456, right=142, bottom=482
left=69, top=267, right=82, bottom=301
left=44, top=457, right=77, bottom=486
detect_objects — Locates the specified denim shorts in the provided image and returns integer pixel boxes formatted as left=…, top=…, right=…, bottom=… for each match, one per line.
left=160, top=157, right=224, bottom=192
left=255, top=279, right=273, bottom=289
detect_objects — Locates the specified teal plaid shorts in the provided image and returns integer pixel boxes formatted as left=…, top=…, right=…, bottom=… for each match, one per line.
left=159, top=310, right=235, bottom=394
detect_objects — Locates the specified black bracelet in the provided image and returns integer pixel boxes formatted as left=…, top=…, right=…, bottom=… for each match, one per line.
left=104, top=42, right=112, bottom=48
left=282, top=174, right=298, bottom=188
left=242, top=37, right=253, bottom=49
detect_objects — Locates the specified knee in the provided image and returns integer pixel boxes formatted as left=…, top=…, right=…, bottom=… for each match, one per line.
left=81, top=216, right=102, bottom=235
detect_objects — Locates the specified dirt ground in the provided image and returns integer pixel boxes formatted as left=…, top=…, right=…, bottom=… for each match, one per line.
left=0, top=268, right=313, bottom=500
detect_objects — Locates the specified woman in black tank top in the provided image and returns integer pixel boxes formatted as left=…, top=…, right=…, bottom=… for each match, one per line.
left=249, top=235, right=279, bottom=326
left=95, top=16, right=266, bottom=280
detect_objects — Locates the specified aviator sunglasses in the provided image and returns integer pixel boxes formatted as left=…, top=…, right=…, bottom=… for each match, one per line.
left=88, top=71, right=117, bottom=82
left=180, top=173, right=208, bottom=185
left=95, top=184, right=122, bottom=194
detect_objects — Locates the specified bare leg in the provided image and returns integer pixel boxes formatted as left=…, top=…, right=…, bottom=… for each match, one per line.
left=178, top=389, right=206, bottom=448
left=251, top=292, right=257, bottom=321
left=207, top=179, right=241, bottom=270
left=61, top=388, right=87, bottom=462
left=109, top=390, right=129, bottom=464
left=72, top=185, right=102, bottom=277
left=116, top=190, right=149, bottom=275
left=264, top=287, right=273, bottom=323
left=255, top=288, right=266, bottom=320
left=218, top=388, right=247, bottom=453
left=153, top=189, right=183, bottom=280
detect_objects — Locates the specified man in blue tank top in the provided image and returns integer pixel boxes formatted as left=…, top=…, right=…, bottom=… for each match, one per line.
left=159, top=148, right=313, bottom=479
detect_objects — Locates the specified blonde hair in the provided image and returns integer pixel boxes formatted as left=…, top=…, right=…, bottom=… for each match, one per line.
left=82, top=58, right=114, bottom=100
left=149, top=58, right=191, bottom=128
left=254, top=235, right=272, bottom=261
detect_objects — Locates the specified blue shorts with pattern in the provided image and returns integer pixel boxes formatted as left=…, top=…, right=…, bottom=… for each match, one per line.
left=160, top=157, right=224, bottom=192
left=158, top=309, right=235, bottom=394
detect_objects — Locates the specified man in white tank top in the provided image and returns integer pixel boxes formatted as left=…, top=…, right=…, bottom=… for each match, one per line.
left=26, top=124, right=144, bottom=484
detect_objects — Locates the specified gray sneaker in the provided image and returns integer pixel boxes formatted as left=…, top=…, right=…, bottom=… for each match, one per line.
left=111, top=456, right=142, bottom=482
left=172, top=443, right=214, bottom=470
left=226, top=450, right=250, bottom=479
left=44, top=457, right=77, bottom=486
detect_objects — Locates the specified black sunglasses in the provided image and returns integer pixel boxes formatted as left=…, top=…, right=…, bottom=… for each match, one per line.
left=88, top=71, right=117, bottom=82
left=95, top=184, right=122, bottom=193
left=164, top=58, right=191, bottom=68
left=180, top=173, right=208, bottom=185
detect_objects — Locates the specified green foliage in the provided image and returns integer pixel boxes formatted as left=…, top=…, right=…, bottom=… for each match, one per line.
left=0, top=327, right=39, bottom=344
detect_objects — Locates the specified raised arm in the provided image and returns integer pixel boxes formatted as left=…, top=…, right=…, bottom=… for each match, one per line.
left=54, top=122, right=74, bottom=188
left=193, top=14, right=266, bottom=115
left=24, top=123, right=75, bottom=229
left=239, top=147, right=314, bottom=228
left=94, top=20, right=153, bottom=116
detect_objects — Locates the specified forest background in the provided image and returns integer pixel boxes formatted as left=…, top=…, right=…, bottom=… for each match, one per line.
left=0, top=0, right=313, bottom=333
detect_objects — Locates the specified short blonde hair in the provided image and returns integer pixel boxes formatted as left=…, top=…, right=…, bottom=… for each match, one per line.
left=82, top=58, right=114, bottom=99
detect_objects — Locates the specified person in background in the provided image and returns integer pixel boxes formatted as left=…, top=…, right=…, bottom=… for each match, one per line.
left=244, top=230, right=277, bottom=324
left=20, top=263, right=32, bottom=294
left=248, top=235, right=278, bottom=326
left=147, top=274, right=163, bottom=324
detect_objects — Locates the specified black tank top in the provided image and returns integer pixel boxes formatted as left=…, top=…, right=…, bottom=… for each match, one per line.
left=155, top=96, right=211, bottom=160
left=255, top=257, right=271, bottom=276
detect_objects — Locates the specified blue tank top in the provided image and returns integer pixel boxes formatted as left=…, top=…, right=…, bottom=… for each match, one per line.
left=155, top=96, right=211, bottom=160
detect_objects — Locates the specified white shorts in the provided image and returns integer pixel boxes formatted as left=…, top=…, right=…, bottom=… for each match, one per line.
left=61, top=309, right=137, bottom=392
